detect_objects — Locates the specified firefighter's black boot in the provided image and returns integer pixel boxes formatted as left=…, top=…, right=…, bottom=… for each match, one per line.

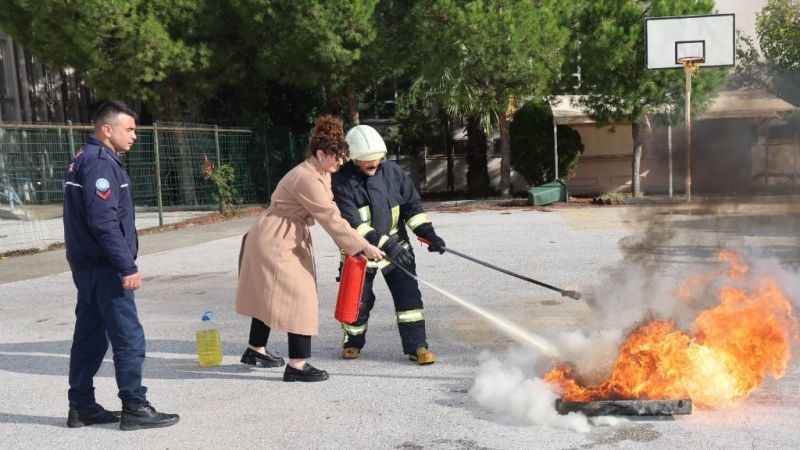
left=120, top=402, right=179, bottom=431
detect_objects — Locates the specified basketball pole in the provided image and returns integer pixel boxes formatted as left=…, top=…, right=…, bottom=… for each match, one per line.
left=681, top=59, right=700, bottom=202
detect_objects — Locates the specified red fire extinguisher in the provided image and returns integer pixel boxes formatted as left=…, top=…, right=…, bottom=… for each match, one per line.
left=335, top=255, right=367, bottom=324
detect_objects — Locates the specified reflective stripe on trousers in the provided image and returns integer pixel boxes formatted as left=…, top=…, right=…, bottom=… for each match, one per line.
left=340, top=258, right=427, bottom=355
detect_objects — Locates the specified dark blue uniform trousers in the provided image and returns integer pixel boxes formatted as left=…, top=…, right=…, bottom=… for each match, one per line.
left=69, top=267, right=147, bottom=409
left=344, top=258, right=427, bottom=355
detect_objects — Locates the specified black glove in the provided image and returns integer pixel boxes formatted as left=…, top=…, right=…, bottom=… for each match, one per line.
left=382, top=235, right=414, bottom=272
left=415, top=223, right=446, bottom=254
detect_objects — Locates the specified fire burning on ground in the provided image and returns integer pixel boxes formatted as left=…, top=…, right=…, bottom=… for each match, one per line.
left=545, top=251, right=799, bottom=408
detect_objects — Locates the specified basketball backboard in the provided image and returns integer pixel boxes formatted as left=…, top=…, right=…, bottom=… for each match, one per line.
left=645, top=14, right=735, bottom=69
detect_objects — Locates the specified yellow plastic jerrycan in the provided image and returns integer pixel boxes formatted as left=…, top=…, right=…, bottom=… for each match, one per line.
left=196, top=311, right=223, bottom=367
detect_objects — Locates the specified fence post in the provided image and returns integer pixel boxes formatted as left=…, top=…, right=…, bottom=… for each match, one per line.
left=67, top=120, right=75, bottom=157
left=153, top=121, right=164, bottom=227
left=214, top=125, right=223, bottom=213
left=214, top=125, right=222, bottom=165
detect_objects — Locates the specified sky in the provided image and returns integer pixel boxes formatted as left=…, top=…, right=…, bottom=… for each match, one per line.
left=714, top=0, right=768, bottom=41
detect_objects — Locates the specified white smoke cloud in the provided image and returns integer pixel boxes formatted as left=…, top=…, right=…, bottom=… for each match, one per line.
left=469, top=245, right=800, bottom=431
left=553, top=329, right=624, bottom=385
left=469, top=348, right=626, bottom=432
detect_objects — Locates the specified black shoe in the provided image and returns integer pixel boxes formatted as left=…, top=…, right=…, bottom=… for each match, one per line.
left=120, top=402, right=180, bottom=431
left=67, top=404, right=121, bottom=428
left=241, top=347, right=285, bottom=368
left=283, top=363, right=329, bottom=382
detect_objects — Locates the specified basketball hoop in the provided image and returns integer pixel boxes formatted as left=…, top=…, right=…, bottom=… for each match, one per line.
left=646, top=13, right=735, bottom=202
left=677, top=56, right=704, bottom=73
left=676, top=56, right=704, bottom=65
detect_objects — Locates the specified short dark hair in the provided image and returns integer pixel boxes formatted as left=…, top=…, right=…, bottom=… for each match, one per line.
left=92, top=100, right=137, bottom=126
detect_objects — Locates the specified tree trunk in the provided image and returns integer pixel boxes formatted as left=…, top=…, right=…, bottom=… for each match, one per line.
left=498, top=111, right=512, bottom=197
left=631, top=122, right=642, bottom=197
left=346, top=85, right=359, bottom=126
left=631, top=116, right=653, bottom=197
left=466, top=116, right=490, bottom=197
left=414, top=145, right=428, bottom=193
left=442, top=114, right=454, bottom=192
left=14, top=42, right=32, bottom=122
left=159, top=83, right=199, bottom=206
left=30, top=57, right=47, bottom=122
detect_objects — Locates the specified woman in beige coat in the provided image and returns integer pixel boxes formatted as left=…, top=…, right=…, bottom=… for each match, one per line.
left=236, top=116, right=383, bottom=382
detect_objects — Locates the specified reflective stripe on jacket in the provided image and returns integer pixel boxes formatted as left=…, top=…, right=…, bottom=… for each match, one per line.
left=332, top=160, right=430, bottom=268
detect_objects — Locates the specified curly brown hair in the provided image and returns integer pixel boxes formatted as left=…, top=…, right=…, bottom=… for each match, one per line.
left=308, top=115, right=348, bottom=159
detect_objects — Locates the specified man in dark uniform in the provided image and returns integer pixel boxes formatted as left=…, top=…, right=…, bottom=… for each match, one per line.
left=333, top=125, right=447, bottom=365
left=63, top=101, right=178, bottom=430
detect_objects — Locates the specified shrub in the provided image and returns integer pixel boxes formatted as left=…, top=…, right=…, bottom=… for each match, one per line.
left=203, top=155, right=239, bottom=215
left=510, top=101, right=584, bottom=186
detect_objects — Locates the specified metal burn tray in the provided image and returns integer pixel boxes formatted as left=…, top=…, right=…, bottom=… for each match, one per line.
left=555, top=399, right=692, bottom=416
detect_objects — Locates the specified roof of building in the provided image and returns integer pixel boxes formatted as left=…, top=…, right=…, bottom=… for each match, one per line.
left=699, top=89, right=798, bottom=119
left=551, top=89, right=798, bottom=125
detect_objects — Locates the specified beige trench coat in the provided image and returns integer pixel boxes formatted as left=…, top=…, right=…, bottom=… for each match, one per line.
left=235, top=157, right=369, bottom=335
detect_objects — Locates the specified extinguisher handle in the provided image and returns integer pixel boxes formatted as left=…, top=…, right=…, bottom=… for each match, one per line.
left=417, top=236, right=431, bottom=246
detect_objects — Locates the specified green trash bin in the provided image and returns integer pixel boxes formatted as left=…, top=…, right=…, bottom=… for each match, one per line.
left=528, top=179, right=568, bottom=206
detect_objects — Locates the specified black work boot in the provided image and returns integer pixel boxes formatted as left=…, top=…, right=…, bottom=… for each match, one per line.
left=120, top=402, right=179, bottom=431
left=67, top=404, right=121, bottom=428
left=283, top=363, right=329, bottom=382
left=241, top=347, right=285, bottom=368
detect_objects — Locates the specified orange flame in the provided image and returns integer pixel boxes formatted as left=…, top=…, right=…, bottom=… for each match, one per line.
left=675, top=250, right=748, bottom=303
left=545, top=251, right=797, bottom=408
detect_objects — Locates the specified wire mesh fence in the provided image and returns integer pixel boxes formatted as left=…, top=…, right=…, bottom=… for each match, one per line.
left=0, top=122, right=306, bottom=253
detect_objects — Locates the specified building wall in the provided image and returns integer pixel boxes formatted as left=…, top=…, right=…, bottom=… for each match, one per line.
left=397, top=154, right=528, bottom=195
left=564, top=117, right=798, bottom=197
left=567, top=124, right=635, bottom=195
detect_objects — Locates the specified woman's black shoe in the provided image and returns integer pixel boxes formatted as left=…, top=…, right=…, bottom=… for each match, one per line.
left=241, top=347, right=285, bottom=368
left=283, top=363, right=329, bottom=382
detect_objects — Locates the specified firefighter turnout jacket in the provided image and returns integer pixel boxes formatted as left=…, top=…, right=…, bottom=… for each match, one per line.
left=332, top=160, right=430, bottom=270
left=63, top=136, right=138, bottom=275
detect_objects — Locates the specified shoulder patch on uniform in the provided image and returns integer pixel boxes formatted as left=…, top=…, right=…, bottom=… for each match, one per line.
left=95, top=178, right=112, bottom=200
left=95, top=178, right=110, bottom=192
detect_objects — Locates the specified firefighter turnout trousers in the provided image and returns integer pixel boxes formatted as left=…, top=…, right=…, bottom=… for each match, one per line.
left=341, top=257, right=427, bottom=355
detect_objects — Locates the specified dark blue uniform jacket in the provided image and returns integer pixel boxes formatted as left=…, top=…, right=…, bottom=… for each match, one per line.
left=63, top=136, right=138, bottom=275
left=332, top=160, right=427, bottom=246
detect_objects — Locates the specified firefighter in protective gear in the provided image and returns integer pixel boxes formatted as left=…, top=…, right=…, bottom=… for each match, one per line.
left=332, top=125, right=446, bottom=365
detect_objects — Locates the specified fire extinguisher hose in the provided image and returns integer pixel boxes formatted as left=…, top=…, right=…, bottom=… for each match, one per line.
left=383, top=254, right=562, bottom=359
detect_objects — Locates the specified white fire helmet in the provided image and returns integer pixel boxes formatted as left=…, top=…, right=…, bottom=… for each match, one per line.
left=346, top=125, right=387, bottom=161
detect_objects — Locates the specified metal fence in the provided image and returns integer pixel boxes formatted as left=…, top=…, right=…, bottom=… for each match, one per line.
left=0, top=122, right=309, bottom=253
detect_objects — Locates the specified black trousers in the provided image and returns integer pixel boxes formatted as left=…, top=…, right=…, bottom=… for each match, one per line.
left=342, top=257, right=427, bottom=354
left=248, top=318, right=310, bottom=359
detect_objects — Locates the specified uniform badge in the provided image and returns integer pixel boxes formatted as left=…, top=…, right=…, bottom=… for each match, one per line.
left=95, top=178, right=112, bottom=200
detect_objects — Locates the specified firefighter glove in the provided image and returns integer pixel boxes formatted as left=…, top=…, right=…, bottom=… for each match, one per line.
left=382, top=235, right=414, bottom=271
left=415, top=224, right=446, bottom=254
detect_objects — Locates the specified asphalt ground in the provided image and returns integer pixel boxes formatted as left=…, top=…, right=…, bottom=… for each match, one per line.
left=1, top=200, right=799, bottom=449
